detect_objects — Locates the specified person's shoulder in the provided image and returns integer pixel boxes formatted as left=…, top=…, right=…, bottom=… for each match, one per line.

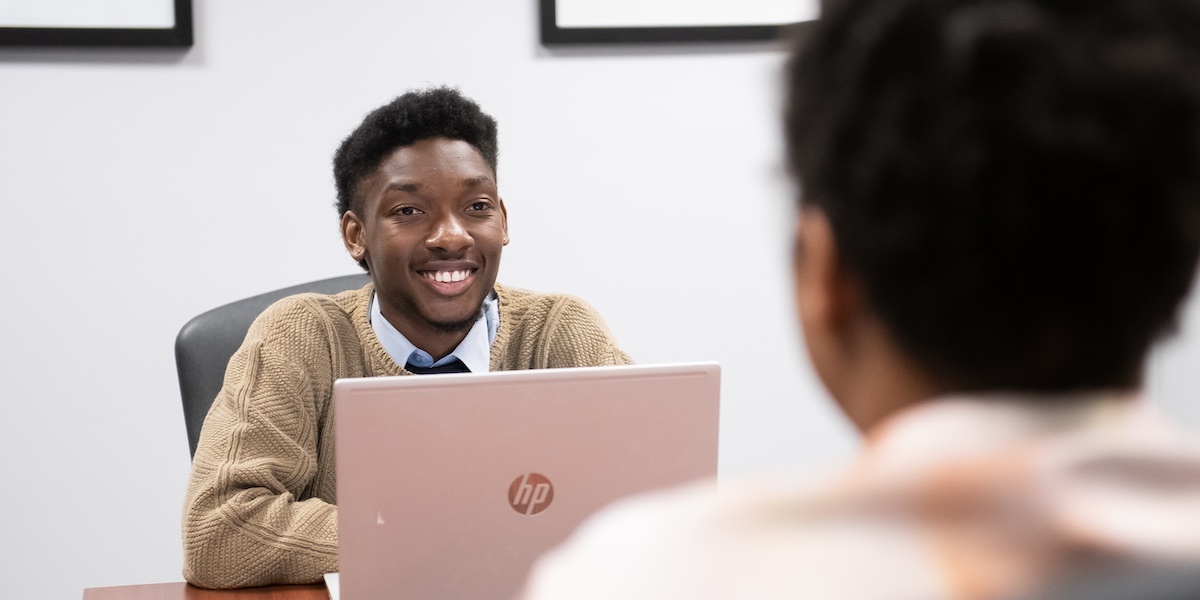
left=495, top=283, right=595, bottom=310
left=493, top=282, right=632, bottom=366
left=247, top=283, right=372, bottom=343
left=521, top=473, right=950, bottom=600
left=522, top=476, right=839, bottom=597
left=494, top=283, right=612, bottom=330
left=520, top=479, right=723, bottom=600
left=558, top=475, right=826, bottom=548
left=256, top=283, right=370, bottom=320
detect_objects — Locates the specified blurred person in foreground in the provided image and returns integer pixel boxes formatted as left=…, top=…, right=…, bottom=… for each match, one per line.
left=520, top=0, right=1200, bottom=598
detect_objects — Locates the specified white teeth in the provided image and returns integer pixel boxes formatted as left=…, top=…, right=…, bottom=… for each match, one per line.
left=426, top=270, right=470, bottom=283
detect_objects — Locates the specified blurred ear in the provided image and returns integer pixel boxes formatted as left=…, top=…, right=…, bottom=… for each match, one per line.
left=793, top=207, right=852, bottom=336
left=793, top=206, right=861, bottom=399
left=794, top=206, right=939, bottom=431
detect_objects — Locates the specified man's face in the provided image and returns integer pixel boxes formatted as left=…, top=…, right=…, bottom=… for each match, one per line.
left=342, top=137, right=507, bottom=346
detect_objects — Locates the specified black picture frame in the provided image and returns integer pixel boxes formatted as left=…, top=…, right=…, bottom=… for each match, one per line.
left=0, top=0, right=192, bottom=48
left=539, top=0, right=803, bottom=45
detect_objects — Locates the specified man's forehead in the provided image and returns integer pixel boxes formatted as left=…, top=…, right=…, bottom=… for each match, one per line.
left=381, top=174, right=496, bottom=194
left=389, top=138, right=488, bottom=165
left=356, top=140, right=494, bottom=196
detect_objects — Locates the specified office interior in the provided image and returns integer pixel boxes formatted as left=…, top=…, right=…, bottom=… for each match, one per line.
left=2, top=1, right=1198, bottom=598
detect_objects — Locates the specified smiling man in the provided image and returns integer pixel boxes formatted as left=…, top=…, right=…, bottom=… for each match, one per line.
left=181, top=87, right=631, bottom=589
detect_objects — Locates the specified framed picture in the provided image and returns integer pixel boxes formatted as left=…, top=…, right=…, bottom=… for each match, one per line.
left=540, top=0, right=816, bottom=44
left=0, top=0, right=192, bottom=47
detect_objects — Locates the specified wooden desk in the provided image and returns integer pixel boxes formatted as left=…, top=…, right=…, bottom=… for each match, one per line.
left=82, top=582, right=328, bottom=600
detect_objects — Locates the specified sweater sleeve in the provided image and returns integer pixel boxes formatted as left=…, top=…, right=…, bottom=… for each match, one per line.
left=181, top=299, right=340, bottom=588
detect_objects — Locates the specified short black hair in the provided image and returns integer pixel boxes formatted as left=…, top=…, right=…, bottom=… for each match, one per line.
left=333, top=86, right=499, bottom=220
left=787, top=0, right=1200, bottom=392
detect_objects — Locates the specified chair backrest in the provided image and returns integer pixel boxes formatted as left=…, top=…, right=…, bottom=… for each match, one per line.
left=174, top=274, right=371, bottom=458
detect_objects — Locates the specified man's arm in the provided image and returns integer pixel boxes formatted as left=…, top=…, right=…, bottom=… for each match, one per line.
left=182, top=300, right=341, bottom=588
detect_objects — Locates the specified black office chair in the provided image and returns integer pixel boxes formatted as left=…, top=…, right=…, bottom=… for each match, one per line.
left=174, top=273, right=371, bottom=458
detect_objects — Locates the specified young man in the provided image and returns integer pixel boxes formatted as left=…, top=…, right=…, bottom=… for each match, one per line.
left=182, top=87, right=631, bottom=588
left=520, top=1, right=1200, bottom=598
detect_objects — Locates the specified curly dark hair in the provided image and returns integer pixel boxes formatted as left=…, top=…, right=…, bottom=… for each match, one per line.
left=786, top=0, right=1200, bottom=392
left=333, top=85, right=499, bottom=221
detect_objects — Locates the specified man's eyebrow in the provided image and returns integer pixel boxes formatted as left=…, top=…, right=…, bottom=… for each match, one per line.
left=385, top=181, right=421, bottom=193
left=462, top=175, right=495, bottom=188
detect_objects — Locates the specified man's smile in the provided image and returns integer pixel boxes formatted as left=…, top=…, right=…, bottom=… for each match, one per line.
left=416, top=266, right=479, bottom=296
left=420, top=269, right=474, bottom=283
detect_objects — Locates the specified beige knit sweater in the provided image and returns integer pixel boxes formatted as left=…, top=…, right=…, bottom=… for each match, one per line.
left=182, top=283, right=632, bottom=589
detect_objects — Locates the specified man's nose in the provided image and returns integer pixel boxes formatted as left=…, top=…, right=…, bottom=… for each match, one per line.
left=426, top=212, right=472, bottom=253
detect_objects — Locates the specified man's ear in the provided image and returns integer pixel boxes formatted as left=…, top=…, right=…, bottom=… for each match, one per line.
left=341, top=210, right=367, bottom=263
left=793, top=206, right=869, bottom=402
left=793, top=206, right=854, bottom=335
left=499, top=197, right=509, bottom=246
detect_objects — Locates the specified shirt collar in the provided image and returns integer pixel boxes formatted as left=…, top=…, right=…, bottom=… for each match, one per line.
left=861, top=391, right=1143, bottom=474
left=369, top=290, right=499, bottom=374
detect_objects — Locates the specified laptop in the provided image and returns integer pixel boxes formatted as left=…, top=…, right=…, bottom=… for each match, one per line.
left=333, top=362, right=720, bottom=600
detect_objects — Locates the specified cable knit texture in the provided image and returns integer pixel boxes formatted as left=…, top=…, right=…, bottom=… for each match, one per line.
left=182, top=282, right=631, bottom=588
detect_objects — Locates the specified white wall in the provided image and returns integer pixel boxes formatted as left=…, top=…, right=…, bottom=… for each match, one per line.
left=0, top=1, right=1196, bottom=598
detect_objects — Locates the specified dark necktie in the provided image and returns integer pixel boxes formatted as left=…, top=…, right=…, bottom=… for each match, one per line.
left=404, top=358, right=470, bottom=374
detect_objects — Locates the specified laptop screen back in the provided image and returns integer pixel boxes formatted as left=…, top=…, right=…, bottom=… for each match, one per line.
left=334, top=362, right=720, bottom=600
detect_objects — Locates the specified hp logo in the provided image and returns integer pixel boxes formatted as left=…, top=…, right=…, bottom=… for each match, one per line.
left=508, top=473, right=554, bottom=516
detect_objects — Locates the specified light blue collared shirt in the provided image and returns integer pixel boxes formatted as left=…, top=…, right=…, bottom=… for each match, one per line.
left=369, top=291, right=499, bottom=373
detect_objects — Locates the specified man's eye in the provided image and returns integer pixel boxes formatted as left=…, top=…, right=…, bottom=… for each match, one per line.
left=397, top=206, right=419, bottom=216
left=468, top=201, right=490, bottom=211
